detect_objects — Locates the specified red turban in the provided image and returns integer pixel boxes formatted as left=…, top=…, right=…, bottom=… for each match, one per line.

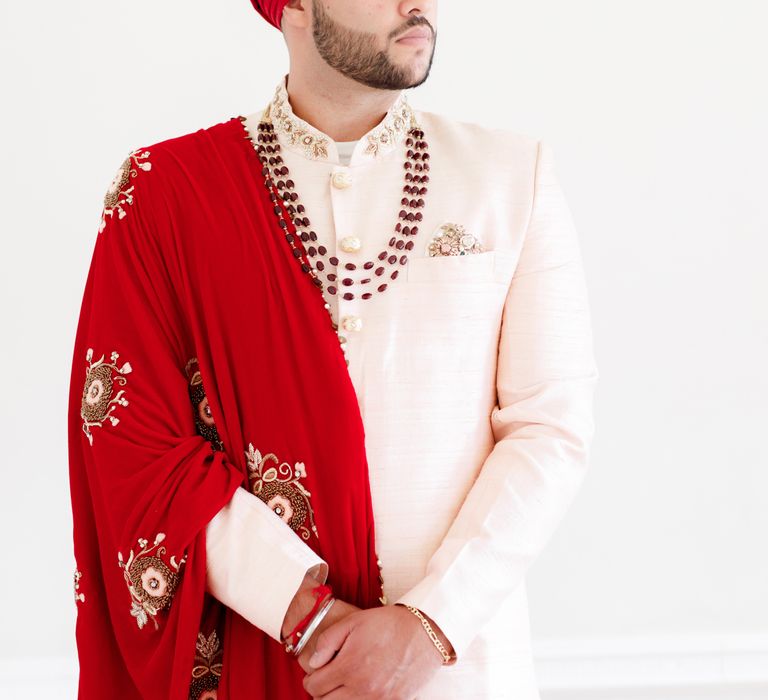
left=250, top=0, right=290, bottom=31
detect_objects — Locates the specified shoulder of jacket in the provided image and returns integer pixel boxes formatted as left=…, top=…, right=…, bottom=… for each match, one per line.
left=415, top=109, right=540, bottom=160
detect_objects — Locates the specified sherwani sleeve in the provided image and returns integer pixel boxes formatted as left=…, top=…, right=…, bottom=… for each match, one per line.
left=393, top=141, right=599, bottom=659
left=205, top=487, right=328, bottom=642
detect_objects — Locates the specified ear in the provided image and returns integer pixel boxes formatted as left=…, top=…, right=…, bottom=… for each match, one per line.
left=282, top=0, right=311, bottom=31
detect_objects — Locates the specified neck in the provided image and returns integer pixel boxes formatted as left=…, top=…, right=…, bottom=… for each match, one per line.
left=283, top=70, right=403, bottom=143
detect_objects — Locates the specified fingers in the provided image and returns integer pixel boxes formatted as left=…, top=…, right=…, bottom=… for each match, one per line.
left=308, top=615, right=352, bottom=669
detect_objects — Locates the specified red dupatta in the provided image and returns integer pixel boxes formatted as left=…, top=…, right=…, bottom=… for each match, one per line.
left=68, top=116, right=384, bottom=699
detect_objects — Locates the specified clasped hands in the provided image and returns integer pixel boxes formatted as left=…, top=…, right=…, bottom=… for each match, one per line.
left=287, top=583, right=451, bottom=699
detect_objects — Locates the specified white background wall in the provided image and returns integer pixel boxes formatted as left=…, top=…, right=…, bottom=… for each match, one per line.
left=1, top=1, right=766, bottom=697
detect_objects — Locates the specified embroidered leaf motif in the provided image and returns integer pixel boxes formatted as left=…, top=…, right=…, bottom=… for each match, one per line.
left=190, top=630, right=223, bottom=698
left=131, top=601, right=150, bottom=629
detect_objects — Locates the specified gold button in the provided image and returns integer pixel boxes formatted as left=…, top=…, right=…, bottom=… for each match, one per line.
left=339, top=236, right=361, bottom=253
left=331, top=171, right=353, bottom=189
left=341, top=315, right=363, bottom=332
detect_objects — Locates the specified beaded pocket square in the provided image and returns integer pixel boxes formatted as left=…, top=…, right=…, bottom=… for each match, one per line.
left=426, top=222, right=485, bottom=256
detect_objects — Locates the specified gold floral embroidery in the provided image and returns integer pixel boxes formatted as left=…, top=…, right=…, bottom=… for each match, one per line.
left=184, top=357, right=224, bottom=451
left=268, top=87, right=330, bottom=159
left=100, top=149, right=152, bottom=232
left=246, top=443, right=319, bottom=541
left=73, top=568, right=85, bottom=605
left=118, top=532, right=187, bottom=630
left=189, top=631, right=223, bottom=700
left=80, top=347, right=132, bottom=446
left=426, top=222, right=485, bottom=257
left=265, top=76, right=415, bottom=161
left=362, top=100, right=415, bottom=158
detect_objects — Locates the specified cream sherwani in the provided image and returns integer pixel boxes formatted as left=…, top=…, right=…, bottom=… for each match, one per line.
left=204, top=74, right=599, bottom=699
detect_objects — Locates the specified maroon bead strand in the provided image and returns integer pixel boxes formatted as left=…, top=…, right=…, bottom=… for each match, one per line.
left=254, top=120, right=430, bottom=302
left=239, top=117, right=349, bottom=360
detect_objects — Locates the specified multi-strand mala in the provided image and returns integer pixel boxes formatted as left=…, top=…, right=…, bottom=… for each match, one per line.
left=238, top=112, right=431, bottom=364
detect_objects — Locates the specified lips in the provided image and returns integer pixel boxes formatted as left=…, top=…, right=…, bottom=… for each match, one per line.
left=397, top=28, right=431, bottom=41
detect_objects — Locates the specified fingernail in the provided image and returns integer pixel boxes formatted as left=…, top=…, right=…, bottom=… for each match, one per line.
left=309, top=652, right=321, bottom=668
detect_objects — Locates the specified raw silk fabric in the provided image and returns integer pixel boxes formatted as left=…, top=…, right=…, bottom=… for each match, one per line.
left=68, top=117, right=383, bottom=699
left=250, top=0, right=289, bottom=30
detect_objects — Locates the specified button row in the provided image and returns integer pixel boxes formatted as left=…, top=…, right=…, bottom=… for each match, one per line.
left=331, top=170, right=362, bottom=334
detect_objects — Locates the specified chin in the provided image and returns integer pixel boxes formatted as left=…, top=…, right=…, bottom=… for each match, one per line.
left=405, top=65, right=431, bottom=86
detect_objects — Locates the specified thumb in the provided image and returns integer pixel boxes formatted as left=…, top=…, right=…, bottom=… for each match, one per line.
left=308, top=617, right=352, bottom=669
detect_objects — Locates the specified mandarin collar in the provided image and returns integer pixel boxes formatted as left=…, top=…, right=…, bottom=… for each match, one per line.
left=262, top=74, right=417, bottom=165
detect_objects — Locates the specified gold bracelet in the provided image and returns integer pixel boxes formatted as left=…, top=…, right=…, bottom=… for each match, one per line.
left=396, top=603, right=456, bottom=665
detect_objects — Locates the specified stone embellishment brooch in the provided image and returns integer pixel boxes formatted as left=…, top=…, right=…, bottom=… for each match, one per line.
left=426, top=222, right=485, bottom=256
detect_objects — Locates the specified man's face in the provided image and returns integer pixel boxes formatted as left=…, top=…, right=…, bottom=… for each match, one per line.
left=309, top=0, right=437, bottom=90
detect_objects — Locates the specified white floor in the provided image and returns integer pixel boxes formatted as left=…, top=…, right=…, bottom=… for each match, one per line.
left=3, top=634, right=767, bottom=699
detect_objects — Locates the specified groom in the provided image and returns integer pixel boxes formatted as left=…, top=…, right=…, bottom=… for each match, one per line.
left=200, top=1, right=599, bottom=699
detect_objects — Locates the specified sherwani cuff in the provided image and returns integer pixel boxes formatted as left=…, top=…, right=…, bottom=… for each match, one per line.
left=392, top=536, right=470, bottom=659
left=205, top=486, right=329, bottom=643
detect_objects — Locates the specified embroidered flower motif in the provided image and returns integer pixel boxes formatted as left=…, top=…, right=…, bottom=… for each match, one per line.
left=265, top=80, right=329, bottom=159
left=189, top=630, right=223, bottom=700
left=363, top=102, right=414, bottom=158
left=426, top=222, right=485, bottom=257
left=118, top=532, right=187, bottom=630
left=80, top=347, right=132, bottom=446
left=100, top=149, right=152, bottom=232
left=266, top=77, right=415, bottom=161
left=73, top=568, right=85, bottom=605
left=245, top=443, right=319, bottom=541
left=269, top=89, right=330, bottom=159
left=184, top=357, right=224, bottom=451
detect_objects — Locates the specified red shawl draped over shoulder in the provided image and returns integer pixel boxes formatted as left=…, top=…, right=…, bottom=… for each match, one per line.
left=68, top=116, right=384, bottom=699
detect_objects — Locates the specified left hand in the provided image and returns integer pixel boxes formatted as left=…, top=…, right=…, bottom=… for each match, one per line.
left=302, top=604, right=450, bottom=699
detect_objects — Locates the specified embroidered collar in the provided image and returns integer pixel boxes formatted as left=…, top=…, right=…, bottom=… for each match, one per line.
left=262, top=74, right=417, bottom=164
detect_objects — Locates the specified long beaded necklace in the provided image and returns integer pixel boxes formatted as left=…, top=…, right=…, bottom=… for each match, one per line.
left=238, top=109, right=430, bottom=364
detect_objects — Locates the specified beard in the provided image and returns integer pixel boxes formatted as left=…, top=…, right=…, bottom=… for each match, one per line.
left=311, top=0, right=436, bottom=90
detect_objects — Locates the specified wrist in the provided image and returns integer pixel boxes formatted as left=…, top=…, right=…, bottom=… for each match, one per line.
left=427, top=617, right=454, bottom=658
left=281, top=572, right=322, bottom=640
left=396, top=603, right=456, bottom=666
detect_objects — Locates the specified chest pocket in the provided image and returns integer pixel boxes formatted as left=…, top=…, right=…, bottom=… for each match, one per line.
left=405, top=249, right=518, bottom=286
left=390, top=249, right=519, bottom=379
